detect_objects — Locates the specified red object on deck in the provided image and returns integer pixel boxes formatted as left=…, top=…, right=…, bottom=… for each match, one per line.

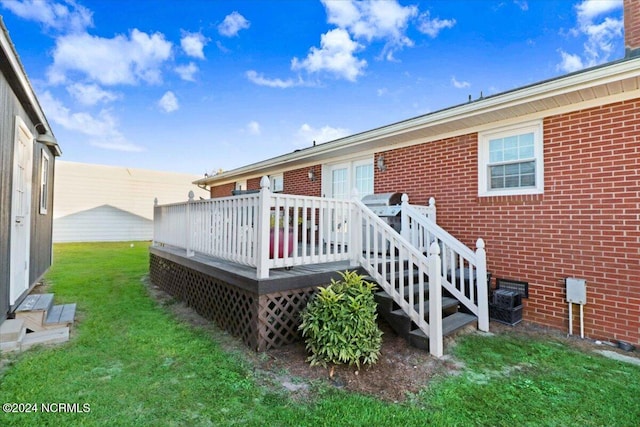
left=269, top=228, right=294, bottom=258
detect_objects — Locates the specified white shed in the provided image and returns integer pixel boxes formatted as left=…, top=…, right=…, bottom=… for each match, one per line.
left=53, top=161, right=207, bottom=242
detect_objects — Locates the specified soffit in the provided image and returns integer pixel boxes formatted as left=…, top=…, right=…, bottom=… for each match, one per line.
left=199, top=60, right=640, bottom=186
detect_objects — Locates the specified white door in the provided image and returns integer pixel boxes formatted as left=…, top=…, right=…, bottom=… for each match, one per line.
left=10, top=117, right=33, bottom=305
left=328, top=164, right=350, bottom=245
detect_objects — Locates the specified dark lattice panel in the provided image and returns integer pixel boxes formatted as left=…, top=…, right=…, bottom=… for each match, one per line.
left=257, top=288, right=317, bottom=351
left=149, top=254, right=259, bottom=349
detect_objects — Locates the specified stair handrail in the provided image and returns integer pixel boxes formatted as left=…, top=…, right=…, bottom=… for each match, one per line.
left=354, top=197, right=445, bottom=357
left=401, top=196, right=489, bottom=332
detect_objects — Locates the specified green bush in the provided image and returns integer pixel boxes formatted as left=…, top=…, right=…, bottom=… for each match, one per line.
left=299, top=270, right=383, bottom=369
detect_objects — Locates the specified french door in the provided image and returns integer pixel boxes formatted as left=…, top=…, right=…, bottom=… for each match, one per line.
left=325, top=159, right=374, bottom=245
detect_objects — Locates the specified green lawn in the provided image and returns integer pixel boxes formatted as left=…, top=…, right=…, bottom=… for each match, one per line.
left=1, top=242, right=639, bottom=426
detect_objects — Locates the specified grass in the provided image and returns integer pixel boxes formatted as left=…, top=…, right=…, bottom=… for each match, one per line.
left=0, top=242, right=639, bottom=426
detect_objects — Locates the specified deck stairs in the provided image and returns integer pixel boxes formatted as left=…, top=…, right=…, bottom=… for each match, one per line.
left=367, top=259, right=477, bottom=351
left=0, top=293, right=76, bottom=353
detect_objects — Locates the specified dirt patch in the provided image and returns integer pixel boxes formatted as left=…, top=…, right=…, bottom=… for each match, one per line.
left=143, top=277, right=639, bottom=402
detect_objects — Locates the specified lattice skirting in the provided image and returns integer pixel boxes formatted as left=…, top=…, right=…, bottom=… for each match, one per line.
left=149, top=253, right=317, bottom=351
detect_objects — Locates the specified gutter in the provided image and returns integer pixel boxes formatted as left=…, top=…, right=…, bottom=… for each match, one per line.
left=196, top=55, right=640, bottom=187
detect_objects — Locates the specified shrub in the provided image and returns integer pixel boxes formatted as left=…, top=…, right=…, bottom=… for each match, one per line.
left=299, top=271, right=383, bottom=369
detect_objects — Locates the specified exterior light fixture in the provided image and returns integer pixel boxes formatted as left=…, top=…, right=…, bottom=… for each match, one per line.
left=35, top=130, right=62, bottom=156
left=308, top=167, right=316, bottom=181
left=377, top=154, right=386, bottom=171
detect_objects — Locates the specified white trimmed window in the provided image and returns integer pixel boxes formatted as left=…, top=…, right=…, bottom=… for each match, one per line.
left=39, top=149, right=50, bottom=214
left=478, top=121, right=543, bottom=197
left=323, top=157, right=374, bottom=199
left=270, top=173, right=283, bottom=193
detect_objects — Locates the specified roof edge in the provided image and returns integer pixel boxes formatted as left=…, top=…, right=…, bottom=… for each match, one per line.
left=0, top=17, right=61, bottom=156
left=198, top=55, right=640, bottom=186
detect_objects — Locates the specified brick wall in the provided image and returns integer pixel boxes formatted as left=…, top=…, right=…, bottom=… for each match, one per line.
left=247, top=177, right=261, bottom=191
left=211, top=165, right=323, bottom=197
left=284, top=165, right=322, bottom=196
left=210, top=182, right=235, bottom=198
left=376, top=99, right=640, bottom=345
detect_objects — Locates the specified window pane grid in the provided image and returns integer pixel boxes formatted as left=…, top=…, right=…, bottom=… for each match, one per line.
left=355, top=164, right=374, bottom=197
left=489, top=161, right=535, bottom=189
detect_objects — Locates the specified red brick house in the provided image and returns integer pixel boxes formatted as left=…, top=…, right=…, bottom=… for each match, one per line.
left=196, top=1, right=640, bottom=347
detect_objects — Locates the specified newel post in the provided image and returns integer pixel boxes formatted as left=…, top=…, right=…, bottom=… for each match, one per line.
left=476, top=238, right=489, bottom=332
left=428, top=197, right=436, bottom=223
left=428, top=242, right=443, bottom=358
left=256, top=176, right=271, bottom=279
left=186, top=191, right=195, bottom=257
left=349, top=187, right=361, bottom=268
left=400, top=193, right=410, bottom=241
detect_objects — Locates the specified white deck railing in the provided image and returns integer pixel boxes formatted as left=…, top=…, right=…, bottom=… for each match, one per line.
left=153, top=176, right=488, bottom=357
left=401, top=195, right=489, bottom=332
left=153, top=177, right=357, bottom=278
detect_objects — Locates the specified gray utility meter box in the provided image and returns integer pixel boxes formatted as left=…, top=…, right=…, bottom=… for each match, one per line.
left=566, top=278, right=587, bottom=305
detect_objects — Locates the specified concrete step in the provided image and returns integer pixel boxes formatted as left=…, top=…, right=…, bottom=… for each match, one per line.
left=21, top=327, right=69, bottom=351
left=408, top=312, right=477, bottom=351
left=44, top=303, right=77, bottom=328
left=0, top=319, right=27, bottom=353
left=0, top=318, right=25, bottom=342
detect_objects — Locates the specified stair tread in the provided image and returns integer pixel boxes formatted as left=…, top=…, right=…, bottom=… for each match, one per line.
left=45, top=303, right=76, bottom=325
left=15, top=293, right=55, bottom=312
left=390, top=297, right=459, bottom=317
left=409, top=312, right=477, bottom=338
left=374, top=282, right=430, bottom=299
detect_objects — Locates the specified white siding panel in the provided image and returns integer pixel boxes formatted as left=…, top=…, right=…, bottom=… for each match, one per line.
left=53, top=205, right=153, bottom=242
left=53, top=161, right=207, bottom=242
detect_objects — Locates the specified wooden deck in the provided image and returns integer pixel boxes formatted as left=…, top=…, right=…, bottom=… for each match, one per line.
left=150, top=245, right=363, bottom=295
left=149, top=245, right=366, bottom=351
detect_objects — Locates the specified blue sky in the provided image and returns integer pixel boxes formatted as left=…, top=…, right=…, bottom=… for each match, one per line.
left=0, top=0, right=625, bottom=175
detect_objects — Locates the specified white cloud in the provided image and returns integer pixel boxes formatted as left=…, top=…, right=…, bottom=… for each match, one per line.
left=216, top=40, right=230, bottom=53
left=40, top=91, right=143, bottom=152
left=417, top=11, right=456, bottom=38
left=514, top=1, right=529, bottom=11
left=291, top=28, right=367, bottom=81
left=322, top=0, right=418, bottom=60
left=246, top=70, right=297, bottom=88
left=47, top=29, right=173, bottom=86
left=247, top=121, right=261, bottom=135
left=180, top=31, right=208, bottom=59
left=158, top=91, right=179, bottom=113
left=175, top=62, right=198, bottom=81
left=576, top=0, right=622, bottom=25
left=451, top=76, right=470, bottom=89
left=250, top=0, right=451, bottom=86
left=218, top=11, right=250, bottom=37
left=295, top=123, right=350, bottom=147
left=557, top=50, right=584, bottom=73
left=0, top=0, right=93, bottom=33
left=66, top=83, right=120, bottom=105
left=557, top=0, right=623, bottom=71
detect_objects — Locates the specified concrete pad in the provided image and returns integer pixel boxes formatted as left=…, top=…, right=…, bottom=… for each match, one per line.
left=0, top=340, right=21, bottom=353
left=595, top=350, right=640, bottom=367
left=21, top=327, right=69, bottom=351
left=0, top=319, right=25, bottom=342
